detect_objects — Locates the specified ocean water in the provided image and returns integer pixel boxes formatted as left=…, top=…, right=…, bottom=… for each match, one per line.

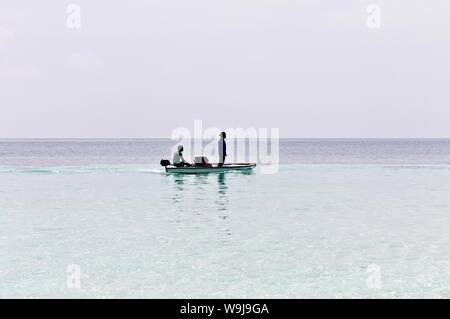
left=1, top=139, right=450, bottom=298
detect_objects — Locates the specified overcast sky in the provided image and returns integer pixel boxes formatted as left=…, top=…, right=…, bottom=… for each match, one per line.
left=1, top=0, right=449, bottom=138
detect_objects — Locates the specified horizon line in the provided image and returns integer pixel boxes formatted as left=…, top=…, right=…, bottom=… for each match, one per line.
left=2, top=137, right=450, bottom=140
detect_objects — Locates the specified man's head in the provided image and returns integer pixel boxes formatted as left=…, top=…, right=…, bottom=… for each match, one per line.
left=177, top=145, right=183, bottom=154
left=220, top=132, right=226, bottom=139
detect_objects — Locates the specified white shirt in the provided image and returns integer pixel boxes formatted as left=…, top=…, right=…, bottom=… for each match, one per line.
left=173, top=151, right=185, bottom=164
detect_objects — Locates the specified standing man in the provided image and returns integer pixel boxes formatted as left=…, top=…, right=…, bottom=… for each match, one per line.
left=218, top=132, right=227, bottom=167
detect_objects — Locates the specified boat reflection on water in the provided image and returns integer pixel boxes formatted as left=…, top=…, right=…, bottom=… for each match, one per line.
left=171, top=174, right=185, bottom=204
left=216, top=173, right=228, bottom=215
left=168, top=172, right=230, bottom=213
left=166, top=172, right=231, bottom=239
left=167, top=170, right=254, bottom=241
left=216, top=173, right=232, bottom=239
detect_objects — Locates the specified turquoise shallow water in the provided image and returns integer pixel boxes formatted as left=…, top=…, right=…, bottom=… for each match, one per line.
left=2, top=140, right=450, bottom=298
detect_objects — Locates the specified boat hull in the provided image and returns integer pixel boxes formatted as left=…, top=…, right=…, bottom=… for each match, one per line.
left=165, top=163, right=256, bottom=174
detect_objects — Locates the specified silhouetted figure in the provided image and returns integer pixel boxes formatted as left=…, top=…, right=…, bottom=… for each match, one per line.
left=218, top=132, right=227, bottom=167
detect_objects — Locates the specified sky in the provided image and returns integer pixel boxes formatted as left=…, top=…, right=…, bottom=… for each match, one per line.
left=1, top=0, right=449, bottom=138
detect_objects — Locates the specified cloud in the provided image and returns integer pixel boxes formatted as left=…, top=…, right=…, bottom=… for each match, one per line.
left=0, top=26, right=13, bottom=38
left=0, top=26, right=14, bottom=47
left=0, top=64, right=38, bottom=78
left=67, top=53, right=103, bottom=70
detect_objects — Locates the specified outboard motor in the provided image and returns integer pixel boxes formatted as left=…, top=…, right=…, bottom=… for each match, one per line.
left=160, top=159, right=170, bottom=167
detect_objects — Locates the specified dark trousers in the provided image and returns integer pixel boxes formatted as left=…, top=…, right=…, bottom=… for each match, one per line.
left=174, top=162, right=191, bottom=167
left=218, top=157, right=225, bottom=167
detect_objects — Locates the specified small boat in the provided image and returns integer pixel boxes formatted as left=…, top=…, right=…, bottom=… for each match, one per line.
left=164, top=163, right=256, bottom=174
